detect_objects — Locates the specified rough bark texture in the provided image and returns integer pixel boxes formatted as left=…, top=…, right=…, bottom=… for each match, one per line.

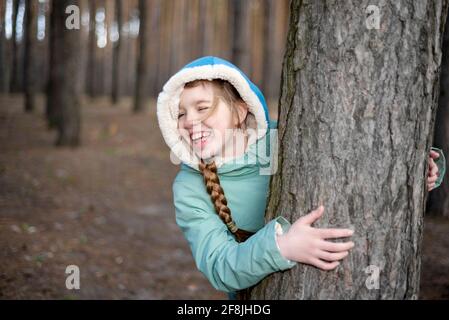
left=427, top=12, right=449, bottom=217
left=47, top=0, right=82, bottom=146
left=249, top=0, right=448, bottom=299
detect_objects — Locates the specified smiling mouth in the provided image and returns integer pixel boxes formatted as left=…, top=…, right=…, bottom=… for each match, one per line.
left=191, top=131, right=211, bottom=144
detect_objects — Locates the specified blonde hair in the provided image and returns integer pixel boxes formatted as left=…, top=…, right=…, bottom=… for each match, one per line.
left=183, top=79, right=254, bottom=243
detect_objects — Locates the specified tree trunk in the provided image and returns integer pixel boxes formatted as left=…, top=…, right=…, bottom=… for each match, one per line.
left=148, top=0, right=160, bottom=97
left=111, top=0, right=122, bottom=104
left=86, top=0, right=96, bottom=97
left=0, top=0, right=10, bottom=93
left=262, top=0, right=289, bottom=101
left=46, top=0, right=57, bottom=128
left=248, top=0, right=264, bottom=88
left=261, top=0, right=275, bottom=100
left=156, top=0, right=171, bottom=92
left=133, top=0, right=148, bottom=112
left=248, top=0, right=448, bottom=300
left=24, top=0, right=39, bottom=112
left=427, top=10, right=449, bottom=217
left=38, top=0, right=51, bottom=93
left=231, top=0, right=250, bottom=75
left=47, top=0, right=82, bottom=146
left=187, top=0, right=201, bottom=60
left=10, top=0, right=21, bottom=93
left=103, top=0, right=114, bottom=97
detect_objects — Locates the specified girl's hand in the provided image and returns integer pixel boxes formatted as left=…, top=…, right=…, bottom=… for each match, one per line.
left=276, top=206, right=354, bottom=270
left=427, top=150, right=440, bottom=191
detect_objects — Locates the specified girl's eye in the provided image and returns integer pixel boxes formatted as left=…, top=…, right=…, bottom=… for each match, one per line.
left=178, top=113, right=185, bottom=119
left=198, top=107, right=209, bottom=111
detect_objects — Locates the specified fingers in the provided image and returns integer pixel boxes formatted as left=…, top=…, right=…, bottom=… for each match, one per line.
left=318, top=228, right=354, bottom=239
left=310, top=258, right=340, bottom=271
left=429, top=150, right=440, bottom=159
left=319, top=240, right=355, bottom=252
left=427, top=158, right=439, bottom=190
left=299, top=205, right=325, bottom=225
left=429, top=159, right=438, bottom=176
left=317, top=250, right=349, bottom=262
left=427, top=174, right=438, bottom=184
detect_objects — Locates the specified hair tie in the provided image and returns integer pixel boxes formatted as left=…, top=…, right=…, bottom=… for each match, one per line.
left=226, top=221, right=238, bottom=233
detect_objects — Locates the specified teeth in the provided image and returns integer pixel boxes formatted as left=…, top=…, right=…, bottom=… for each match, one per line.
left=191, top=131, right=211, bottom=142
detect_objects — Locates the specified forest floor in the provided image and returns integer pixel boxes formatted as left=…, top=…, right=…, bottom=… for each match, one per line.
left=0, top=94, right=448, bottom=299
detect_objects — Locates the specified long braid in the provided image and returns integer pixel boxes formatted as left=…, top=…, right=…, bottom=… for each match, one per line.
left=198, top=160, right=254, bottom=243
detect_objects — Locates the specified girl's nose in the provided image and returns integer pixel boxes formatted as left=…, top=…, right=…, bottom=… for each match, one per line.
left=184, top=114, right=201, bottom=128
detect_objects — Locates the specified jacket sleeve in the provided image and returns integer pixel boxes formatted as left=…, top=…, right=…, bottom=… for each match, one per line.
left=173, top=181, right=297, bottom=293
left=431, top=147, right=446, bottom=189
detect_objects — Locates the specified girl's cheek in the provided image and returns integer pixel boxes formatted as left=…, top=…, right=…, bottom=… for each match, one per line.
left=177, top=125, right=190, bottom=143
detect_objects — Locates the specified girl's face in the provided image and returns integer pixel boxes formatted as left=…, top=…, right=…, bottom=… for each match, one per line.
left=178, top=82, right=248, bottom=160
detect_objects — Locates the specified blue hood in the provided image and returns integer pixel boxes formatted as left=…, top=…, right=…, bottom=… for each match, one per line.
left=157, top=55, right=272, bottom=170
left=182, top=56, right=271, bottom=126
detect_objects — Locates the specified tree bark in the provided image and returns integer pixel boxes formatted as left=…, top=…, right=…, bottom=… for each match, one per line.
left=47, top=0, right=82, bottom=146
left=248, top=0, right=448, bottom=300
left=261, top=0, right=275, bottom=100
left=86, top=0, right=96, bottom=97
left=248, top=0, right=264, bottom=88
left=156, top=0, right=171, bottom=92
left=24, top=0, right=39, bottom=112
left=427, top=10, right=449, bottom=217
left=10, top=0, right=21, bottom=93
left=149, top=0, right=160, bottom=97
left=103, top=0, right=114, bottom=96
left=111, top=0, right=122, bottom=104
left=0, top=0, right=10, bottom=92
left=133, top=0, right=149, bottom=112
left=231, top=0, right=250, bottom=75
left=262, top=0, right=289, bottom=101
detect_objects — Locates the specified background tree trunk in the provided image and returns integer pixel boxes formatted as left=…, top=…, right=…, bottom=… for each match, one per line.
left=24, top=0, right=38, bottom=112
left=111, top=0, right=122, bottom=104
left=102, top=0, right=114, bottom=97
left=262, top=0, right=289, bottom=101
left=10, top=0, right=21, bottom=93
left=249, top=0, right=448, bottom=299
left=0, top=0, right=10, bottom=92
left=47, top=0, right=82, bottom=146
left=86, top=0, right=96, bottom=97
left=133, top=0, right=148, bottom=112
left=427, top=12, right=449, bottom=217
left=261, top=0, right=275, bottom=100
left=231, top=0, right=250, bottom=76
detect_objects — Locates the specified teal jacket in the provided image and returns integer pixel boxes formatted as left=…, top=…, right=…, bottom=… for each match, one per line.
left=172, top=125, right=297, bottom=294
left=157, top=56, right=296, bottom=295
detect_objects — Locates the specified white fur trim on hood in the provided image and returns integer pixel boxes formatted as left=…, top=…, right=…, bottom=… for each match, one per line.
left=156, top=56, right=272, bottom=171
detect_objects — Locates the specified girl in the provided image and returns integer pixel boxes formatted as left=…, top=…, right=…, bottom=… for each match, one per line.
left=157, top=56, right=445, bottom=299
